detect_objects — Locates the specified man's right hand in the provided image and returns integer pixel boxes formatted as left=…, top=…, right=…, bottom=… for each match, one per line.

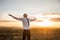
left=8, top=14, right=12, bottom=16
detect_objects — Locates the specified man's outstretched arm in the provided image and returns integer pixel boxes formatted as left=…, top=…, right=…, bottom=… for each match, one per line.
left=30, top=17, right=37, bottom=21
left=8, top=14, right=22, bottom=20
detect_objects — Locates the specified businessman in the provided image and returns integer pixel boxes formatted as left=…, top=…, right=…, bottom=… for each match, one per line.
left=8, top=13, right=36, bottom=40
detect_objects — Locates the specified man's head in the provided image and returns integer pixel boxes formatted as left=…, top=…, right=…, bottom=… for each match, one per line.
left=23, top=13, right=28, bottom=18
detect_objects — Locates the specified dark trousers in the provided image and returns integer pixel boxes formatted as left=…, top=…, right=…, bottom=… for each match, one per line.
left=22, top=30, right=30, bottom=40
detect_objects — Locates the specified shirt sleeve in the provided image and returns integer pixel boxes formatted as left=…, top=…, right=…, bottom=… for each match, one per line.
left=17, top=18, right=23, bottom=20
left=29, top=18, right=36, bottom=21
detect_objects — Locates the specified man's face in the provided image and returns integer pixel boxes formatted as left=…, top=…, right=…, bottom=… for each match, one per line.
left=23, top=13, right=28, bottom=18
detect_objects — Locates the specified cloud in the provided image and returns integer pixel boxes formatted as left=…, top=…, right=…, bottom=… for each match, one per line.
left=42, top=13, right=60, bottom=15
left=50, top=18, right=60, bottom=22
left=35, top=20, right=43, bottom=22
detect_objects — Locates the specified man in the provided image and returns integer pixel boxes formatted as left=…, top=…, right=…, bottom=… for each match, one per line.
left=8, top=13, right=36, bottom=40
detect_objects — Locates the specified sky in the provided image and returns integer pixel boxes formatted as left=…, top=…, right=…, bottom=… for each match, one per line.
left=0, top=0, right=60, bottom=21
left=0, top=0, right=60, bottom=28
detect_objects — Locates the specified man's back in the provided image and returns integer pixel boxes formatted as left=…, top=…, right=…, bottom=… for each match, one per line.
left=21, top=18, right=30, bottom=30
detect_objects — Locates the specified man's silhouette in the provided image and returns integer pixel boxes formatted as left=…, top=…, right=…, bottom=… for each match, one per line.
left=8, top=13, right=36, bottom=40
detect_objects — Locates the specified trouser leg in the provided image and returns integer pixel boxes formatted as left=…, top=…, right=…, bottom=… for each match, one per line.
left=27, top=30, right=30, bottom=40
left=22, top=30, right=26, bottom=40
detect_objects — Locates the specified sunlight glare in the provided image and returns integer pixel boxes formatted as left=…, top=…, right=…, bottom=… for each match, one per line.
left=36, top=20, right=52, bottom=27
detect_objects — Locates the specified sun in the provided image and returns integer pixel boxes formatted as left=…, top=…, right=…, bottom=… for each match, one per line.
left=36, top=20, right=52, bottom=27
left=41, top=20, right=52, bottom=26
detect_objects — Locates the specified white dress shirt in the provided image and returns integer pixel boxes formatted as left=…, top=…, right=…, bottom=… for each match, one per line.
left=18, top=18, right=36, bottom=30
left=9, top=14, right=36, bottom=30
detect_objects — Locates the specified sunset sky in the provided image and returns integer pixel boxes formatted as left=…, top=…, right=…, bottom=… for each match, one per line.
left=0, top=0, right=60, bottom=28
left=0, top=0, right=60, bottom=20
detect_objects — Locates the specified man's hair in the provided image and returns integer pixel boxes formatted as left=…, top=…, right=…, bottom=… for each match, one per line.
left=23, top=13, right=28, bottom=17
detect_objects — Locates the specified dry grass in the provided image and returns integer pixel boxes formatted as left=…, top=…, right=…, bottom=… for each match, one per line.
left=0, top=27, right=60, bottom=40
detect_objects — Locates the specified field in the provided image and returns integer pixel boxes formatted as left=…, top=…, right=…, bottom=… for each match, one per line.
left=0, top=27, right=60, bottom=40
